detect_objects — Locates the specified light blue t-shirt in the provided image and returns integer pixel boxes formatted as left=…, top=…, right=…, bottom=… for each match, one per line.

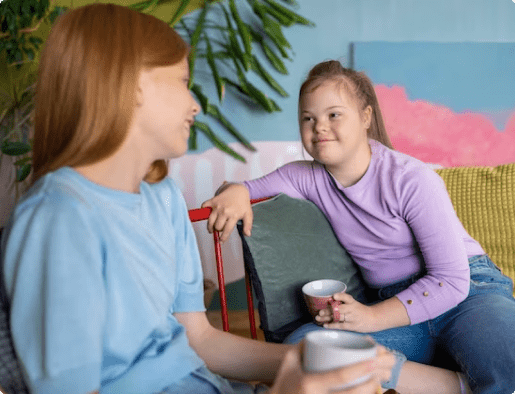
left=1, top=167, right=206, bottom=394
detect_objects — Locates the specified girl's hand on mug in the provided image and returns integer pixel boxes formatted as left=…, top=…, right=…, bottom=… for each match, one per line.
left=201, top=182, right=253, bottom=243
left=316, top=292, right=379, bottom=333
left=270, top=343, right=395, bottom=394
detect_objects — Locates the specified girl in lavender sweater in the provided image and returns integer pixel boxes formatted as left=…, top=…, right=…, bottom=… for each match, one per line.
left=203, top=61, right=515, bottom=394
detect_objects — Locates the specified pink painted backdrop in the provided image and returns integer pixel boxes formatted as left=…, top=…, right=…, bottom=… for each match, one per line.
left=376, top=85, right=515, bottom=167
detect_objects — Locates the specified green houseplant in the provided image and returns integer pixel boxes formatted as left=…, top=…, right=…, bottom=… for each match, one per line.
left=0, top=0, right=314, bottom=201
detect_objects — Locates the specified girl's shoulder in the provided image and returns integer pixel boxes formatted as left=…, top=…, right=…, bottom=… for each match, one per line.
left=277, top=159, right=323, bottom=175
left=14, top=168, right=96, bottom=219
left=375, top=142, right=439, bottom=180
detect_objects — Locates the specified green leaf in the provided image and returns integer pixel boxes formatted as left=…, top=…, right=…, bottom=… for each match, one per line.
left=263, top=0, right=314, bottom=26
left=128, top=0, right=151, bottom=11
left=14, top=156, right=31, bottom=166
left=204, top=34, right=224, bottom=102
left=244, top=81, right=275, bottom=112
left=28, top=36, right=42, bottom=50
left=193, top=121, right=246, bottom=162
left=199, top=50, right=231, bottom=61
left=221, top=5, right=249, bottom=71
left=23, top=47, right=35, bottom=61
left=250, top=55, right=288, bottom=96
left=1, top=141, right=31, bottom=156
left=222, top=77, right=249, bottom=96
left=169, top=0, right=192, bottom=26
left=179, top=19, right=192, bottom=39
left=188, top=125, right=197, bottom=150
left=7, top=12, right=17, bottom=36
left=190, top=4, right=208, bottom=49
left=37, top=0, right=50, bottom=19
left=48, top=6, right=68, bottom=24
left=16, top=163, right=31, bottom=182
left=261, top=2, right=294, bottom=26
left=229, top=0, right=252, bottom=56
left=188, top=3, right=209, bottom=87
left=206, top=104, right=256, bottom=151
left=14, top=48, right=23, bottom=63
left=140, top=0, right=160, bottom=14
left=263, top=17, right=292, bottom=54
left=190, top=83, right=209, bottom=113
left=8, top=0, right=20, bottom=15
left=261, top=41, right=288, bottom=74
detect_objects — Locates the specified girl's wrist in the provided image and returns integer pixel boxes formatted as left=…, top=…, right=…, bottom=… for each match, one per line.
left=215, top=181, right=237, bottom=196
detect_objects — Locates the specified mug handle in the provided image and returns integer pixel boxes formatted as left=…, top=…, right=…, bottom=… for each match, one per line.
left=329, top=300, right=341, bottom=322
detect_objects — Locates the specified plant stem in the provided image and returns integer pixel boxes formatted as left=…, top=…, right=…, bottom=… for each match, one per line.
left=0, top=20, right=44, bottom=40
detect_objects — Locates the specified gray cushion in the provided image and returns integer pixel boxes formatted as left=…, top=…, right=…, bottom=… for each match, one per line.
left=237, top=194, right=367, bottom=343
left=0, top=227, right=30, bottom=394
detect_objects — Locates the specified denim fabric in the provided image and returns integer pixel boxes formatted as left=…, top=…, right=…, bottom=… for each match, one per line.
left=283, top=255, right=515, bottom=394
left=158, top=365, right=269, bottom=394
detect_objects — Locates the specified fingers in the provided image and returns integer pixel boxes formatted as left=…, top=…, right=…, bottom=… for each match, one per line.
left=303, top=358, right=377, bottom=394
left=242, top=209, right=253, bottom=237
left=333, top=292, right=354, bottom=303
left=220, top=217, right=239, bottom=243
left=339, top=376, right=381, bottom=394
left=315, top=307, right=334, bottom=323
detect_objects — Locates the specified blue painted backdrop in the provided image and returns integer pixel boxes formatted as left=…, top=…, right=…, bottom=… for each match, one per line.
left=191, top=0, right=515, bottom=154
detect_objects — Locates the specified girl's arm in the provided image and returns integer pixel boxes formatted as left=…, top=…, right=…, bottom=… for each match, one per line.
left=322, top=167, right=474, bottom=332
left=175, top=311, right=396, bottom=392
left=393, top=167, right=472, bottom=325
left=202, top=161, right=314, bottom=242
left=175, top=311, right=287, bottom=384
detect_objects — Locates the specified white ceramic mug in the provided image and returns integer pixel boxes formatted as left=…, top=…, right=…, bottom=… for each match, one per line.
left=302, top=279, right=347, bottom=322
left=303, top=330, right=378, bottom=390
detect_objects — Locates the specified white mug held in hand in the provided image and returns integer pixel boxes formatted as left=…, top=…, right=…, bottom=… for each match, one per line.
left=302, top=279, right=347, bottom=322
left=303, top=330, right=378, bottom=390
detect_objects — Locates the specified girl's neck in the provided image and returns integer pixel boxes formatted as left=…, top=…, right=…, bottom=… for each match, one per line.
left=324, top=141, right=372, bottom=188
left=73, top=144, right=154, bottom=194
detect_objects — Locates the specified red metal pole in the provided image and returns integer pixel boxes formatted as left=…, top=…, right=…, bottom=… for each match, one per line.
left=245, top=269, right=257, bottom=339
left=213, top=231, right=229, bottom=332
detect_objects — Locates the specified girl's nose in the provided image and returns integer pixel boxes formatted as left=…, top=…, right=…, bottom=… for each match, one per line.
left=192, top=99, right=201, bottom=115
left=314, top=119, right=328, bottom=133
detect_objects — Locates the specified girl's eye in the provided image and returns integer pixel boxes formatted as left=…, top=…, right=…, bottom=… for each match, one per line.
left=302, top=116, right=313, bottom=122
left=329, top=113, right=340, bottom=119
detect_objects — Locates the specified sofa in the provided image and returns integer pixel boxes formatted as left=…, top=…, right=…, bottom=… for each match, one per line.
left=240, top=162, right=515, bottom=337
left=0, top=162, right=514, bottom=393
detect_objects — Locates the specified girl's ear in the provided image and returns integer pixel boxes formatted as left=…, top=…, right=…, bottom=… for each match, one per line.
left=135, top=68, right=154, bottom=108
left=362, top=105, right=373, bottom=129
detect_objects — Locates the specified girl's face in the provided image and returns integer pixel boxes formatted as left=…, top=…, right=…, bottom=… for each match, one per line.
left=134, top=57, right=200, bottom=159
left=299, top=80, right=372, bottom=173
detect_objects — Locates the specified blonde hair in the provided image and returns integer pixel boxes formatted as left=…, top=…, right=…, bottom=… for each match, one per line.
left=33, top=3, right=188, bottom=184
left=299, top=60, right=393, bottom=149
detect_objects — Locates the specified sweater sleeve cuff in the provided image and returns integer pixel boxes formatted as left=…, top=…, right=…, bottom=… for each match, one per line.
left=395, top=276, right=469, bottom=325
left=395, top=290, right=431, bottom=325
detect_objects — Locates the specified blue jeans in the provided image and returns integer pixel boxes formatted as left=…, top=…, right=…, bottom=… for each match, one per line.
left=283, top=255, right=515, bottom=394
